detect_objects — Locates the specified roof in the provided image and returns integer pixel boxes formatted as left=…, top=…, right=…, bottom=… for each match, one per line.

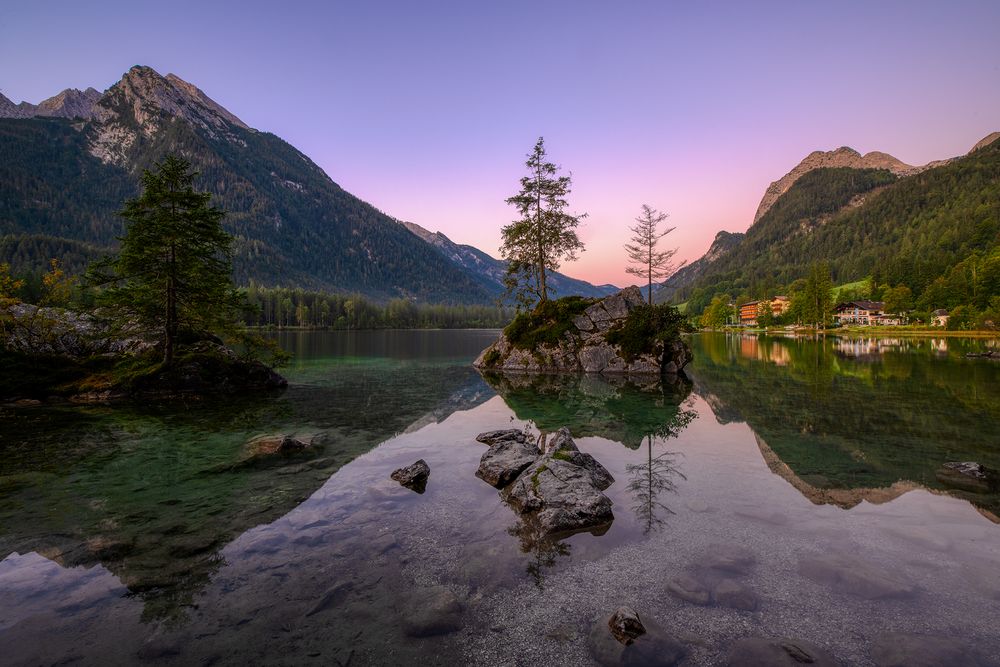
left=835, top=300, right=885, bottom=312
left=739, top=301, right=760, bottom=307
left=932, top=308, right=949, bottom=316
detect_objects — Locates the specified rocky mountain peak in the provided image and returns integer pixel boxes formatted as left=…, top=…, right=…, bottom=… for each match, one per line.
left=95, top=65, right=249, bottom=131
left=36, top=87, right=102, bottom=119
left=88, top=65, right=251, bottom=165
left=753, top=146, right=917, bottom=224
left=969, top=131, right=1000, bottom=154
left=705, top=231, right=745, bottom=262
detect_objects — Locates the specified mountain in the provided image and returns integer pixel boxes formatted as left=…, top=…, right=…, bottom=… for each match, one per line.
left=0, top=66, right=513, bottom=303
left=0, top=87, right=101, bottom=120
left=399, top=220, right=618, bottom=298
left=654, top=230, right=744, bottom=303
left=750, top=146, right=945, bottom=224
left=673, top=132, right=1000, bottom=314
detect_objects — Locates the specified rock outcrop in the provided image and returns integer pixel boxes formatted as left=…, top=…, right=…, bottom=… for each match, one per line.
left=474, top=287, right=691, bottom=375
left=475, top=426, right=615, bottom=536
left=753, top=146, right=920, bottom=223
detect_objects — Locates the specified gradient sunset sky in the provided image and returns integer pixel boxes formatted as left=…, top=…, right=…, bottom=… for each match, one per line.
left=3, top=1, right=999, bottom=286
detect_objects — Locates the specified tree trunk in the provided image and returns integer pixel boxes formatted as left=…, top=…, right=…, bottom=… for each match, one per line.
left=165, top=241, right=176, bottom=365
left=536, top=171, right=547, bottom=303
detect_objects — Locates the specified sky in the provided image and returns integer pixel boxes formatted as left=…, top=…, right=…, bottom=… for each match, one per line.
left=3, top=0, right=999, bottom=287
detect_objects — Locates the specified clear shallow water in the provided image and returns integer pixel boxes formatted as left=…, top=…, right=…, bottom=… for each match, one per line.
left=1, top=330, right=999, bottom=665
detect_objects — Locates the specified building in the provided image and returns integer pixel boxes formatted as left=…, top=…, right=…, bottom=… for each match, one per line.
left=738, top=297, right=791, bottom=326
left=771, top=296, right=791, bottom=317
left=931, top=309, right=950, bottom=327
left=738, top=301, right=761, bottom=326
left=834, top=300, right=905, bottom=326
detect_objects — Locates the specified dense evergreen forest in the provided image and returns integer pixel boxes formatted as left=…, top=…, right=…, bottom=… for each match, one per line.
left=241, top=285, right=512, bottom=329
left=680, top=138, right=1000, bottom=327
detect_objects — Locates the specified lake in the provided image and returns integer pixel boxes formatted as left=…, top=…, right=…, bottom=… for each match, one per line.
left=1, top=331, right=999, bottom=665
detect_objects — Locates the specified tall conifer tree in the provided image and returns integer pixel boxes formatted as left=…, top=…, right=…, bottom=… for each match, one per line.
left=501, top=138, right=586, bottom=307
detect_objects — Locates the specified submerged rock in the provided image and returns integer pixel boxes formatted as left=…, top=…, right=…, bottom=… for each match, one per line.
left=713, top=579, right=759, bottom=611
left=936, top=461, right=998, bottom=494
left=666, top=574, right=712, bottom=606
left=589, top=610, right=687, bottom=666
left=608, top=606, right=646, bottom=645
left=403, top=586, right=464, bottom=637
left=391, top=459, right=430, bottom=493
left=798, top=553, right=915, bottom=600
left=723, top=637, right=836, bottom=666
left=245, top=434, right=311, bottom=459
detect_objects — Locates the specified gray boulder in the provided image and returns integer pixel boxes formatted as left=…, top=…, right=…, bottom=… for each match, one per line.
left=476, top=438, right=539, bottom=489
left=476, top=429, right=530, bottom=446
left=502, top=457, right=614, bottom=535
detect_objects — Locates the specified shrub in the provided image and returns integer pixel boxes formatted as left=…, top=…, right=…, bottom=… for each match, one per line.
left=606, top=304, right=690, bottom=360
left=503, top=296, right=596, bottom=349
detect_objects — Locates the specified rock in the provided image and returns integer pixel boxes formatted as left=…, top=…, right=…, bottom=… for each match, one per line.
left=473, top=287, right=691, bottom=376
left=872, top=632, right=990, bottom=667
left=12, top=398, right=42, bottom=407
left=608, top=606, right=646, bottom=645
left=713, top=579, right=759, bottom=611
left=589, top=612, right=687, bottom=667
left=390, top=459, right=430, bottom=492
left=502, top=457, right=614, bottom=536
left=666, top=574, right=711, bottom=605
left=476, top=429, right=530, bottom=446
left=723, top=637, right=837, bottom=666
left=476, top=438, right=539, bottom=489
left=306, top=581, right=354, bottom=616
left=403, top=586, right=464, bottom=637
left=798, top=553, right=915, bottom=600
left=704, top=545, right=756, bottom=575
left=936, top=461, right=998, bottom=493
left=245, top=434, right=311, bottom=459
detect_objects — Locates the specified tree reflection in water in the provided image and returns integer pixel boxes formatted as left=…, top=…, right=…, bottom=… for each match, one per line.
left=482, top=370, right=697, bottom=582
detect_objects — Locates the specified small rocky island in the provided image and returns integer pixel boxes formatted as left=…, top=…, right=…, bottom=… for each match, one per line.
left=1, top=304, right=286, bottom=404
left=474, top=287, right=692, bottom=375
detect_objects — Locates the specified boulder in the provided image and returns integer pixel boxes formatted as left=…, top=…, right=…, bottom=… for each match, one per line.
left=608, top=606, right=646, bottom=645
left=476, top=439, right=539, bottom=489
left=391, top=459, right=430, bottom=492
left=476, top=429, right=530, bottom=446
left=502, top=457, right=614, bottom=536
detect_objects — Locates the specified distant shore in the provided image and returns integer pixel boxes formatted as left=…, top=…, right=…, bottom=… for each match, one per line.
left=700, top=327, right=1000, bottom=339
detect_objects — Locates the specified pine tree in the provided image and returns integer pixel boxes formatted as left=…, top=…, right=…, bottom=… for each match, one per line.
left=501, top=137, right=586, bottom=307
left=89, top=155, right=246, bottom=365
left=625, top=205, right=684, bottom=305
left=802, top=262, right=834, bottom=328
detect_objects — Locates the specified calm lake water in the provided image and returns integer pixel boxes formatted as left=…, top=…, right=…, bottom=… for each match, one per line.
left=2, top=331, right=999, bottom=665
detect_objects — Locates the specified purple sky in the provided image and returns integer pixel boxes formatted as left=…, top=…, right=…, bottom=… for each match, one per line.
left=3, top=1, right=999, bottom=286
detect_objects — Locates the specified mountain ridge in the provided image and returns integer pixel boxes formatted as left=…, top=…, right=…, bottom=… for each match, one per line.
left=0, top=65, right=612, bottom=303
